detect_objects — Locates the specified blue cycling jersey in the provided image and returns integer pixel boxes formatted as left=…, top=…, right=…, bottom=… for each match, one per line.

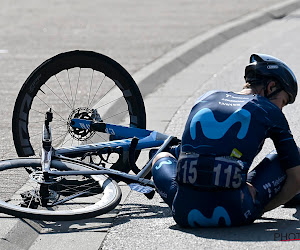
left=181, top=90, right=300, bottom=170
left=152, top=90, right=300, bottom=227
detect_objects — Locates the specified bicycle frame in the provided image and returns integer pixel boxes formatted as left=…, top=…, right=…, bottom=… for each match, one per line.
left=57, top=119, right=170, bottom=157
left=41, top=114, right=176, bottom=188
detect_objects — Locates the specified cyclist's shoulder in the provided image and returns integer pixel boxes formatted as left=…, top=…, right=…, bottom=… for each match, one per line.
left=194, top=90, right=219, bottom=103
left=193, top=90, right=231, bottom=104
left=251, top=95, right=288, bottom=119
left=193, top=90, right=256, bottom=108
left=193, top=89, right=286, bottom=114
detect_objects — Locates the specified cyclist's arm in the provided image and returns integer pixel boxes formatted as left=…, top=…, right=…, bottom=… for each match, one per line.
left=263, top=165, right=300, bottom=212
left=264, top=114, right=300, bottom=212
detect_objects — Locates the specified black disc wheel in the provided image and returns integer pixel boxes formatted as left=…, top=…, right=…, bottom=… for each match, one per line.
left=12, top=50, right=146, bottom=157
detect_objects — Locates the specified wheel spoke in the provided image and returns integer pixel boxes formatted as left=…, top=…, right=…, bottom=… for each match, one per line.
left=94, top=96, right=123, bottom=110
left=59, top=134, right=74, bottom=147
left=87, top=70, right=94, bottom=107
left=95, top=132, right=108, bottom=142
left=67, top=70, right=74, bottom=108
left=102, top=110, right=129, bottom=121
left=55, top=75, right=72, bottom=108
left=73, top=68, right=81, bottom=109
left=44, top=83, right=72, bottom=110
left=30, top=108, right=66, bottom=124
left=35, top=95, right=68, bottom=123
left=88, top=74, right=106, bottom=109
left=28, top=123, right=67, bottom=140
left=93, top=82, right=116, bottom=108
left=51, top=131, right=70, bottom=145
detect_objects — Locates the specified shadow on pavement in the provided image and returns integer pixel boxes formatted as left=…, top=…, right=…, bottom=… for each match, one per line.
left=21, top=202, right=299, bottom=243
left=169, top=206, right=300, bottom=242
left=23, top=202, right=172, bottom=234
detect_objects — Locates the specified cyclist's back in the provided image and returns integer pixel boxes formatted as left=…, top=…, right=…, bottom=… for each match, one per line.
left=173, top=90, right=295, bottom=227
left=181, top=90, right=294, bottom=168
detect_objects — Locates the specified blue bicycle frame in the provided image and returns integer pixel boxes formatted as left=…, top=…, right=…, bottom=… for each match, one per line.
left=45, top=118, right=175, bottom=188
left=58, top=118, right=170, bottom=157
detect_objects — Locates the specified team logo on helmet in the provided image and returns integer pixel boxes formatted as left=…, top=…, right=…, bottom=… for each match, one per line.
left=267, top=65, right=279, bottom=70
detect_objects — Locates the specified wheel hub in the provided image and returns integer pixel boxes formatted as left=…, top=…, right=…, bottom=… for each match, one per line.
left=67, top=107, right=98, bottom=141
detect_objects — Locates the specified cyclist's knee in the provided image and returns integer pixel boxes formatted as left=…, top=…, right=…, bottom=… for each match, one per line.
left=152, top=154, right=178, bottom=207
left=152, top=152, right=175, bottom=166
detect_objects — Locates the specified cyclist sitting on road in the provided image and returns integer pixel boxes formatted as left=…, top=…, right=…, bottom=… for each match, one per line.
left=151, top=53, right=300, bottom=227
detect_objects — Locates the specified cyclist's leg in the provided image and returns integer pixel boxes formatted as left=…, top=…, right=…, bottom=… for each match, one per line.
left=172, top=151, right=287, bottom=227
left=152, top=152, right=178, bottom=207
left=172, top=184, right=257, bottom=227
left=151, top=152, right=265, bottom=227
left=247, top=150, right=286, bottom=210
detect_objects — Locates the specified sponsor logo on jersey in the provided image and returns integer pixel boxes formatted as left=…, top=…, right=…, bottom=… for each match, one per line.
left=190, top=108, right=251, bottom=140
left=188, top=206, right=231, bottom=227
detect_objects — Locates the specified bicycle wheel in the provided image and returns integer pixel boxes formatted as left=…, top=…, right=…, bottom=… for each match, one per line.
left=12, top=50, right=146, bottom=158
left=0, top=158, right=121, bottom=221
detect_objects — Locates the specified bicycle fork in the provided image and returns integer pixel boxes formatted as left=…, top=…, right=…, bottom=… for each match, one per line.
left=40, top=108, right=53, bottom=206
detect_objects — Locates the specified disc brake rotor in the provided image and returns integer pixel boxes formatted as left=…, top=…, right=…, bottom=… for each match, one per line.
left=67, top=107, right=97, bottom=141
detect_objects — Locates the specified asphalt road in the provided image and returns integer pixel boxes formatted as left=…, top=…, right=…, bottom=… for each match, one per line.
left=0, top=0, right=283, bottom=158
left=0, top=1, right=299, bottom=250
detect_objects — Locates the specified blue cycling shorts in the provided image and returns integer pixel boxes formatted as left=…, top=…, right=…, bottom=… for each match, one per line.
left=152, top=151, right=286, bottom=227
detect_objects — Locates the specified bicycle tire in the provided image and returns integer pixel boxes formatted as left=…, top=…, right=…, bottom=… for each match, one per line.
left=12, top=50, right=146, bottom=163
left=0, top=158, right=121, bottom=221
